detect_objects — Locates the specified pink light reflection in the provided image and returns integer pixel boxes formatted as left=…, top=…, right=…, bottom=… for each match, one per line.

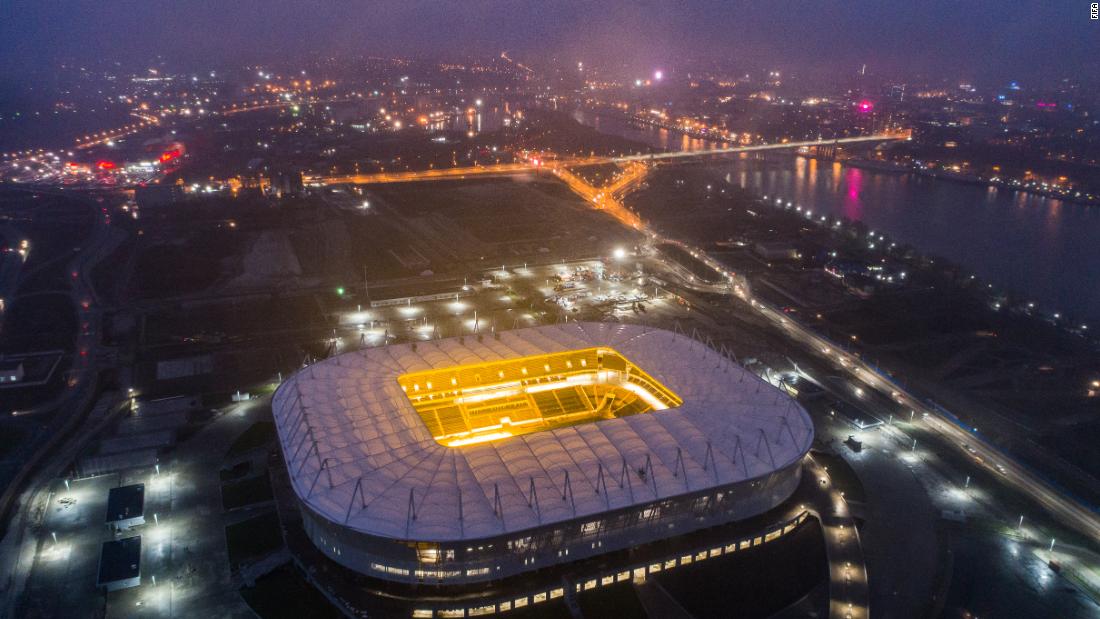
left=844, top=168, right=864, bottom=220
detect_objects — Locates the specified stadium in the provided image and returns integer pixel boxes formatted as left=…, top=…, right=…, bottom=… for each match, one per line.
left=272, top=322, right=814, bottom=586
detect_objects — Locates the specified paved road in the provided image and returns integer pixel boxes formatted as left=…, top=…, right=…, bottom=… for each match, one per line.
left=0, top=196, right=121, bottom=614
left=0, top=225, right=28, bottom=321
left=756, top=297, right=1100, bottom=546
left=553, top=161, right=872, bottom=619
left=801, top=456, right=871, bottom=619
left=315, top=133, right=909, bottom=187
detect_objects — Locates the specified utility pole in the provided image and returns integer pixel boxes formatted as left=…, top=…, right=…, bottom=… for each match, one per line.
left=363, top=266, right=370, bottom=303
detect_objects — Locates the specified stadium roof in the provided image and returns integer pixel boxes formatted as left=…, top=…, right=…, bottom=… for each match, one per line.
left=273, top=322, right=813, bottom=542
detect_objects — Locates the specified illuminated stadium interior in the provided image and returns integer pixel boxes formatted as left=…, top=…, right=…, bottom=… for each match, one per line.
left=398, top=347, right=683, bottom=447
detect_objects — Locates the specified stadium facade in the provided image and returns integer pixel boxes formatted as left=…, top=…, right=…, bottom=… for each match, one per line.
left=273, top=322, right=813, bottom=585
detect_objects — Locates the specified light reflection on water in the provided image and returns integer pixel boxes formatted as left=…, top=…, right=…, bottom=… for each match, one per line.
left=576, top=109, right=1100, bottom=321
left=726, top=156, right=1100, bottom=321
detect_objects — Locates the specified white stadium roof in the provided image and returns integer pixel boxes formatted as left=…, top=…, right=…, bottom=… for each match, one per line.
left=273, top=322, right=813, bottom=542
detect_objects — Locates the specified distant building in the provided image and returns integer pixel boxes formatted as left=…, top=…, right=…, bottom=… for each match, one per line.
left=270, top=170, right=304, bottom=198
left=825, top=259, right=906, bottom=297
left=105, top=483, right=145, bottom=531
left=135, top=184, right=184, bottom=209
left=753, top=241, right=801, bottom=261
left=825, top=260, right=870, bottom=279
left=0, top=360, right=24, bottom=384
left=97, top=536, right=142, bottom=591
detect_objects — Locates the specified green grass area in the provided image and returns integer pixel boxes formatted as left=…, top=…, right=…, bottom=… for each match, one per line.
left=225, top=511, right=283, bottom=567
left=227, top=421, right=276, bottom=457
left=240, top=564, right=343, bottom=619
left=222, top=474, right=274, bottom=510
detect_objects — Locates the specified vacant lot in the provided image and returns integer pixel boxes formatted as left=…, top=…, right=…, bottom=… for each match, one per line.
left=368, top=177, right=641, bottom=273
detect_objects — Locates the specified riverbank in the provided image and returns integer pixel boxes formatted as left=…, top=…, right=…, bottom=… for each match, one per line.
left=572, top=106, right=1100, bottom=323
left=836, top=156, right=1098, bottom=208
left=624, top=163, right=1100, bottom=517
left=575, top=104, right=1097, bottom=209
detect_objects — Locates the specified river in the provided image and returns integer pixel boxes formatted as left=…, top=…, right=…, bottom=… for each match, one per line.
left=573, top=109, right=1100, bottom=324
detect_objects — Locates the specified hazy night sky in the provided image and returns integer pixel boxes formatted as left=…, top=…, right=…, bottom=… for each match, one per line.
left=1, top=1, right=1097, bottom=84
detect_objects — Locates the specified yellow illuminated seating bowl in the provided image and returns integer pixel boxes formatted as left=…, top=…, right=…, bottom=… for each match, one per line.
left=399, top=347, right=683, bottom=447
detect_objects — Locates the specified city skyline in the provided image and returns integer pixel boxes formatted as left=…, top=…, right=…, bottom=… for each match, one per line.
left=1, top=1, right=1098, bottom=84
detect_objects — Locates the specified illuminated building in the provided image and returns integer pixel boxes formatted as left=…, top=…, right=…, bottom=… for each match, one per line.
left=270, top=169, right=305, bottom=198
left=273, top=322, right=813, bottom=585
left=0, top=360, right=25, bottom=384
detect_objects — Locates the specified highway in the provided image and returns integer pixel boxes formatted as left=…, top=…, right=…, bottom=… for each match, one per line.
left=542, top=151, right=1100, bottom=616
left=314, top=133, right=909, bottom=186
left=319, top=126, right=1100, bottom=567
left=551, top=162, right=647, bottom=230
left=318, top=162, right=532, bottom=186
left=611, top=132, right=910, bottom=162
left=0, top=226, right=28, bottom=326
left=752, top=294, right=1100, bottom=546
left=72, top=112, right=161, bottom=150
left=553, top=152, right=1100, bottom=553
left=545, top=156, right=871, bottom=617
